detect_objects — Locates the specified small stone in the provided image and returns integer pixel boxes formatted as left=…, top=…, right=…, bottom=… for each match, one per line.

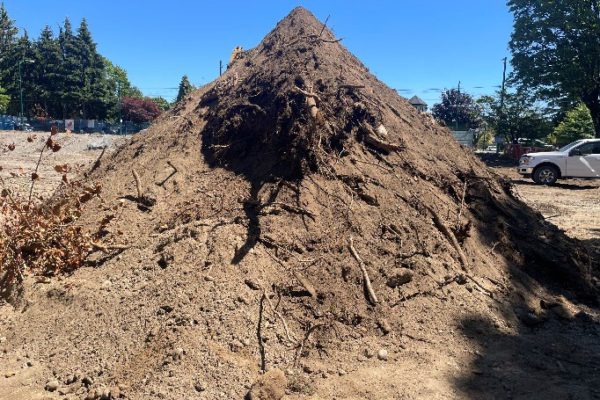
left=172, top=347, right=184, bottom=360
left=45, top=379, right=60, bottom=392
left=230, top=340, right=244, bottom=353
left=26, top=361, right=34, bottom=367
left=244, top=279, right=261, bottom=290
left=377, top=349, right=388, bottom=361
left=338, top=369, right=347, bottom=376
left=364, top=349, right=375, bottom=359
left=194, top=380, right=206, bottom=392
left=82, top=376, right=94, bottom=386
left=101, top=280, right=112, bottom=290
left=4, top=371, right=15, bottom=378
left=0, top=337, right=6, bottom=344
left=386, top=269, right=413, bottom=288
left=204, top=275, right=215, bottom=282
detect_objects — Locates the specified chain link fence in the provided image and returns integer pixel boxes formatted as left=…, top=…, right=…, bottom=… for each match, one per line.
left=0, top=115, right=149, bottom=134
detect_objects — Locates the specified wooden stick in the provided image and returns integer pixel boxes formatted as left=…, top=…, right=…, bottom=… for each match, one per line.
left=263, top=290, right=297, bottom=345
left=348, top=236, right=379, bottom=305
left=87, top=146, right=107, bottom=176
left=361, top=124, right=403, bottom=153
left=257, top=293, right=266, bottom=372
left=132, top=169, right=143, bottom=200
left=425, top=205, right=469, bottom=269
left=294, top=323, right=325, bottom=366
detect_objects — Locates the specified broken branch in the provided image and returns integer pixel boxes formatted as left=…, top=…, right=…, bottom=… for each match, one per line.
left=348, top=236, right=379, bottom=305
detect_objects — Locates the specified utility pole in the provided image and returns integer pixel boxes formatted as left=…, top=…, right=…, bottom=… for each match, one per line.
left=117, top=81, right=122, bottom=135
left=219, top=60, right=223, bottom=76
left=455, top=81, right=461, bottom=130
left=499, top=57, right=508, bottom=148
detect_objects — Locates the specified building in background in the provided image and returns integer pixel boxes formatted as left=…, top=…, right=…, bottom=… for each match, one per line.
left=408, top=96, right=428, bottom=112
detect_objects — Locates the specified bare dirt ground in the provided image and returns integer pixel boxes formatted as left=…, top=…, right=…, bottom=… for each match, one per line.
left=493, top=165, right=600, bottom=252
left=0, top=131, right=129, bottom=201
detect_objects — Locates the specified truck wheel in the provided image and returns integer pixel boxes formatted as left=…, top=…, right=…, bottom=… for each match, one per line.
left=533, top=165, right=558, bottom=185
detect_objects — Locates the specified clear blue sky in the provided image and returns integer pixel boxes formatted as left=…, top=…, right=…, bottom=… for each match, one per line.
left=3, top=1, right=513, bottom=104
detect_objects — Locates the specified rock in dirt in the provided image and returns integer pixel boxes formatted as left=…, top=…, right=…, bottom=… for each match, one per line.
left=194, top=380, right=207, bottom=392
left=377, top=349, right=389, bottom=361
left=45, top=379, right=59, bottom=392
left=246, top=369, right=287, bottom=400
left=386, top=269, right=413, bottom=288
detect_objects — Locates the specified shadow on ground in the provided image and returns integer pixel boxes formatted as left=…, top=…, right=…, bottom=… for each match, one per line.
left=452, top=180, right=600, bottom=399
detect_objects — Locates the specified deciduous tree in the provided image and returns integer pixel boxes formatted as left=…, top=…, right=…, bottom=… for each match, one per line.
left=432, top=89, right=482, bottom=130
left=508, top=0, right=600, bottom=137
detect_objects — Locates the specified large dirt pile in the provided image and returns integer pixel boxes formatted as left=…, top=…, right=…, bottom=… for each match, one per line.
left=1, top=7, right=598, bottom=400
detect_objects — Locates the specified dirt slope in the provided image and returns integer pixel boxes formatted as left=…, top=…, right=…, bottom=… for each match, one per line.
left=1, top=7, right=599, bottom=400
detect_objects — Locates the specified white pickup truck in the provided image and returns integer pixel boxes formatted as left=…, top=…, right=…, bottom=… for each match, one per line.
left=517, top=138, right=600, bottom=185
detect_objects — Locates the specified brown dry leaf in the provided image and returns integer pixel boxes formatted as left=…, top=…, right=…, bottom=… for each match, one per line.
left=31, top=172, right=39, bottom=181
left=8, top=143, right=15, bottom=151
left=54, top=164, right=70, bottom=173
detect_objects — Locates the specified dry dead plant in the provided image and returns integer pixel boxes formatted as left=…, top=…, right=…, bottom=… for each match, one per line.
left=0, top=131, right=101, bottom=302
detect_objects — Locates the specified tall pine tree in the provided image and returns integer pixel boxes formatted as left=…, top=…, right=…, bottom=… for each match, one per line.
left=176, top=75, right=193, bottom=103
left=58, top=18, right=83, bottom=118
left=35, top=26, right=63, bottom=117
left=77, top=19, right=110, bottom=119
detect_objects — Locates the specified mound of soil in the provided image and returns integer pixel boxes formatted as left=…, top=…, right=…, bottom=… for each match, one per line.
left=1, top=7, right=598, bottom=400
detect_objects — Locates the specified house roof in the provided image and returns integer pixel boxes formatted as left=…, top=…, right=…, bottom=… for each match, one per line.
left=408, top=96, right=428, bottom=106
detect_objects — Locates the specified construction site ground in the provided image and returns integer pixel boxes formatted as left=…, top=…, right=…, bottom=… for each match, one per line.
left=1, top=132, right=599, bottom=399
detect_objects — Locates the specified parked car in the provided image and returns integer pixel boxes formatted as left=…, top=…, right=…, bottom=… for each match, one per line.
left=14, top=121, right=33, bottom=132
left=517, top=139, right=600, bottom=185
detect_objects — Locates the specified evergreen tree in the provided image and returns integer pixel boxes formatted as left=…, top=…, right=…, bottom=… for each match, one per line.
left=76, top=19, right=110, bottom=119
left=1, top=31, right=37, bottom=116
left=176, top=75, right=193, bottom=103
left=58, top=18, right=83, bottom=118
left=35, top=26, right=62, bottom=117
left=0, top=3, right=18, bottom=80
left=0, top=85, right=9, bottom=113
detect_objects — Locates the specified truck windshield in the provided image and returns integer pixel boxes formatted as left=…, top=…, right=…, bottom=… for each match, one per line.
left=559, top=140, right=584, bottom=152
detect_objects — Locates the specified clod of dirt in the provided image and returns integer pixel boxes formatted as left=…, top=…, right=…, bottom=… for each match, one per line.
left=245, top=369, right=287, bottom=400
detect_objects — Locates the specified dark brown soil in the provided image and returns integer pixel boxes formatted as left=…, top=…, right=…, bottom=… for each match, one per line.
left=1, top=7, right=599, bottom=400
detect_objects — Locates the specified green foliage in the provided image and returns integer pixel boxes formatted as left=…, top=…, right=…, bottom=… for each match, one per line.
left=547, top=104, right=594, bottom=146
left=150, top=96, right=171, bottom=111
left=176, top=75, right=194, bottom=103
left=475, top=129, right=495, bottom=150
left=0, top=7, right=142, bottom=121
left=432, top=89, right=482, bottom=130
left=508, top=0, right=600, bottom=137
left=477, top=89, right=552, bottom=143
left=0, top=85, right=9, bottom=113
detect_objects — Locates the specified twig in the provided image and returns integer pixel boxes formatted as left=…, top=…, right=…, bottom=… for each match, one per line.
left=425, top=205, right=469, bottom=269
left=28, top=137, right=50, bottom=206
left=132, top=169, right=143, bottom=200
left=348, top=236, right=378, bottom=305
left=294, top=323, right=325, bottom=366
left=317, top=15, right=330, bottom=38
left=258, top=293, right=266, bottom=372
left=87, top=146, right=107, bottom=176
left=361, top=124, right=403, bottom=153
left=157, top=161, right=179, bottom=187
left=263, top=290, right=297, bottom=345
